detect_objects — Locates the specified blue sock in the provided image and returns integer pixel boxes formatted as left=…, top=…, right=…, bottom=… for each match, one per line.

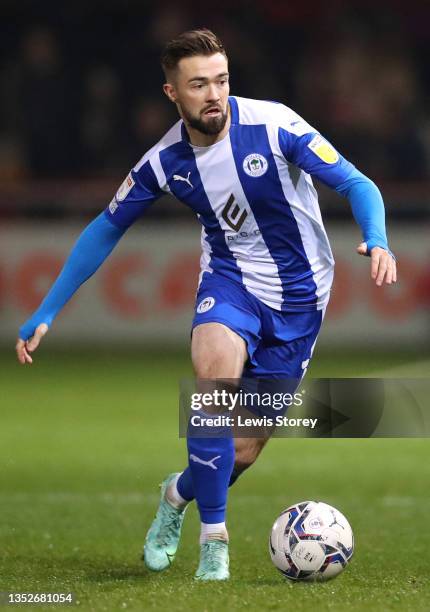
left=186, top=435, right=235, bottom=524
left=177, top=463, right=240, bottom=501
left=176, top=466, right=194, bottom=501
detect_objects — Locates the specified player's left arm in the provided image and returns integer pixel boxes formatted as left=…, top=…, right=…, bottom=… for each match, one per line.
left=278, top=125, right=397, bottom=287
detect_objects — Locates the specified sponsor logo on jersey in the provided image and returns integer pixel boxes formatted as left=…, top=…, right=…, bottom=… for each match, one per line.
left=243, top=153, right=268, bottom=177
left=222, top=193, right=248, bottom=231
left=307, top=135, right=339, bottom=164
left=197, top=296, right=215, bottom=314
left=116, top=173, right=135, bottom=201
left=226, top=228, right=261, bottom=242
left=108, top=199, right=118, bottom=214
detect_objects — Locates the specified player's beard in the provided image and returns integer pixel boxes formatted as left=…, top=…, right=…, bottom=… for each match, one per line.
left=182, top=105, right=228, bottom=136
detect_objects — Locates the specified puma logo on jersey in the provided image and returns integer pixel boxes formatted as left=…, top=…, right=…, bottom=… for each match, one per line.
left=189, top=454, right=221, bottom=470
left=173, top=171, right=193, bottom=188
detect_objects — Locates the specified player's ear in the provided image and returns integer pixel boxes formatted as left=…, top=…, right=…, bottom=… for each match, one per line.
left=163, top=82, right=177, bottom=103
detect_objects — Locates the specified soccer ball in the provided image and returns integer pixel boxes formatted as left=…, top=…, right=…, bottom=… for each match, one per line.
left=269, top=501, right=354, bottom=581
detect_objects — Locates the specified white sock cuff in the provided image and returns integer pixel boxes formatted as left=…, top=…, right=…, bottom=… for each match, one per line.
left=200, top=521, right=228, bottom=544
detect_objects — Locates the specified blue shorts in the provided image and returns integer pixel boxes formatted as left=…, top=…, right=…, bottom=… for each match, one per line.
left=191, top=272, right=324, bottom=380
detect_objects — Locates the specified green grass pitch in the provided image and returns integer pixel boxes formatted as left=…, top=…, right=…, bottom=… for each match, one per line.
left=1, top=347, right=429, bottom=611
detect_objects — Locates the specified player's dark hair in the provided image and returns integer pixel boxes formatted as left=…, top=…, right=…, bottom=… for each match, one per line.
left=161, top=29, right=227, bottom=77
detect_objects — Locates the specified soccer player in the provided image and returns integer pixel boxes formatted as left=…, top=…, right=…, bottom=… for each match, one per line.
left=16, top=29, right=396, bottom=581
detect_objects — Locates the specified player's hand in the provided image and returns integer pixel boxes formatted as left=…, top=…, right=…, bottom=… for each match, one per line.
left=15, top=323, right=49, bottom=365
left=356, top=242, right=397, bottom=286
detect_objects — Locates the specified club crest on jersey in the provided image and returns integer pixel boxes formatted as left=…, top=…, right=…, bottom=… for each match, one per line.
left=197, top=296, right=215, bottom=314
left=116, top=173, right=135, bottom=201
left=243, top=153, right=268, bottom=177
left=308, top=135, right=339, bottom=164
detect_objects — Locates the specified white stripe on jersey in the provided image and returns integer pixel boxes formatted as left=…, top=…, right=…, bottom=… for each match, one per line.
left=193, top=134, right=283, bottom=309
left=234, top=96, right=314, bottom=137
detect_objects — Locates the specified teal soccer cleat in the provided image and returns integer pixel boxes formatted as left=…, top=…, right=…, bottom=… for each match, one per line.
left=143, top=473, right=187, bottom=571
left=195, top=540, right=230, bottom=581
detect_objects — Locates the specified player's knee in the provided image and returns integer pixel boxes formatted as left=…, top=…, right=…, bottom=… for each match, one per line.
left=192, top=322, right=246, bottom=378
left=194, top=346, right=228, bottom=378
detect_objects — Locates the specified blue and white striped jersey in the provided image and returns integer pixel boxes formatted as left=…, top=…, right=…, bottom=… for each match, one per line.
left=105, top=96, right=357, bottom=312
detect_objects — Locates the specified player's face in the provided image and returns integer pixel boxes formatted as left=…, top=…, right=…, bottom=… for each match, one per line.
left=164, top=53, right=230, bottom=136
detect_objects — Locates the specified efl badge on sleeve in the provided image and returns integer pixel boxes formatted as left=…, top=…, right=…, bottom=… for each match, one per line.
left=116, top=173, right=135, bottom=201
left=308, top=135, right=339, bottom=164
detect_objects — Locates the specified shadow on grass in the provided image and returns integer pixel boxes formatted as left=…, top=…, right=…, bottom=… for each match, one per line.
left=84, top=567, right=148, bottom=583
left=81, top=558, right=195, bottom=584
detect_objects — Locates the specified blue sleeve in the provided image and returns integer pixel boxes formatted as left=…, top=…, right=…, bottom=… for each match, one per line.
left=19, top=213, right=126, bottom=341
left=104, top=159, right=163, bottom=229
left=335, top=168, right=390, bottom=254
left=278, top=128, right=391, bottom=255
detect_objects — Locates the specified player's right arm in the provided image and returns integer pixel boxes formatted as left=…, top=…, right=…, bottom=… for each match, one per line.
left=16, top=213, right=127, bottom=364
left=16, top=156, right=163, bottom=364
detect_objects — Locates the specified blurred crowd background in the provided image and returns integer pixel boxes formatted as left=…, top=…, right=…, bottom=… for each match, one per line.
left=0, top=0, right=429, bottom=220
